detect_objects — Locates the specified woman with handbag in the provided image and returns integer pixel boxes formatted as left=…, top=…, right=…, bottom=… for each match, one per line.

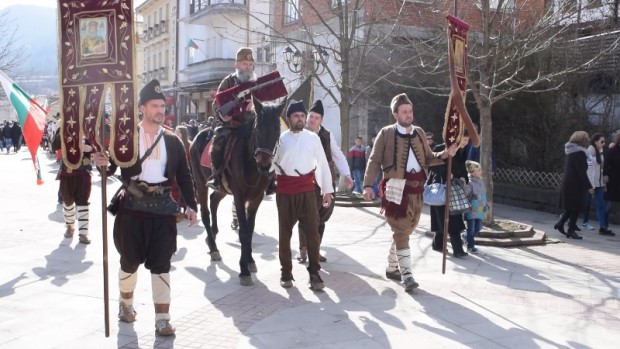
left=427, top=130, right=470, bottom=258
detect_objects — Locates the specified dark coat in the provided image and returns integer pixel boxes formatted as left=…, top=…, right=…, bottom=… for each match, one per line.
left=604, top=146, right=620, bottom=202
left=560, top=144, right=592, bottom=211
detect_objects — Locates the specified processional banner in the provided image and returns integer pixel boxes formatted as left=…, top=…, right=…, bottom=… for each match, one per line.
left=58, top=0, right=138, bottom=168
left=443, top=15, right=470, bottom=148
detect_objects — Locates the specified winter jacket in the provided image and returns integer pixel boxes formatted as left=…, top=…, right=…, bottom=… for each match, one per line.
left=587, top=145, right=604, bottom=188
left=464, top=176, right=487, bottom=220
left=347, top=145, right=366, bottom=170
left=559, top=142, right=593, bottom=211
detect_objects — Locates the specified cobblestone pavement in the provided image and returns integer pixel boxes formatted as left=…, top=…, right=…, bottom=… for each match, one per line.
left=0, top=149, right=618, bottom=348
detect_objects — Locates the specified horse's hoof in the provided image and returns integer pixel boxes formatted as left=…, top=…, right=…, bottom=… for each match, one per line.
left=209, top=251, right=222, bottom=261
left=248, top=262, right=257, bottom=273
left=239, top=275, right=254, bottom=286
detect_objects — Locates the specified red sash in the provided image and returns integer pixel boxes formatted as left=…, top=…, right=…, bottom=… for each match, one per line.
left=276, top=172, right=315, bottom=195
left=380, top=171, right=426, bottom=218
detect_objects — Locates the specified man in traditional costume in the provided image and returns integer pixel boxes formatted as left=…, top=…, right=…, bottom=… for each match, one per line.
left=272, top=100, right=333, bottom=291
left=52, top=128, right=93, bottom=244
left=362, top=93, right=454, bottom=292
left=93, top=79, right=198, bottom=336
left=296, top=99, right=353, bottom=263
left=207, top=47, right=257, bottom=191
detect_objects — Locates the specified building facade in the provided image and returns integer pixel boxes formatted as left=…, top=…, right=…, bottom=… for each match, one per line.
left=175, top=0, right=273, bottom=123
left=136, top=0, right=177, bottom=126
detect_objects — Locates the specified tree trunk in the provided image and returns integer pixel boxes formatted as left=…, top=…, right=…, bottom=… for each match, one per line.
left=479, top=103, right=494, bottom=225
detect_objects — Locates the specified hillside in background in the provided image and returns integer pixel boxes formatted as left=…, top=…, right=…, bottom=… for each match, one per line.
left=2, top=5, right=58, bottom=94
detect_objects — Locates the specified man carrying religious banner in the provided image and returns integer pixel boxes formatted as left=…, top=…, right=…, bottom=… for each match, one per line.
left=93, top=80, right=198, bottom=336
left=362, top=93, right=455, bottom=292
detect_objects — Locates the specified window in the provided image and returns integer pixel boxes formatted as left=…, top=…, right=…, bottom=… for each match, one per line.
left=331, top=0, right=351, bottom=7
left=489, top=0, right=515, bottom=10
left=284, top=0, right=299, bottom=25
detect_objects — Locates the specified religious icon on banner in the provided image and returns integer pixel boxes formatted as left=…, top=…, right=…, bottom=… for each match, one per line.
left=80, top=18, right=107, bottom=58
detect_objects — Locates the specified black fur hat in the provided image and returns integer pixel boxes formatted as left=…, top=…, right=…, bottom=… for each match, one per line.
left=286, top=99, right=306, bottom=118
left=308, top=100, right=324, bottom=116
left=139, top=79, right=166, bottom=106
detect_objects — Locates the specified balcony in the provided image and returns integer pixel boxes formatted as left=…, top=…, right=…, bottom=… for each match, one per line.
left=189, top=0, right=247, bottom=18
left=184, top=58, right=235, bottom=84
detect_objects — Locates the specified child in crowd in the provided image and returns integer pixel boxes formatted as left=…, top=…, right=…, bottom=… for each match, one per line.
left=463, top=160, right=488, bottom=253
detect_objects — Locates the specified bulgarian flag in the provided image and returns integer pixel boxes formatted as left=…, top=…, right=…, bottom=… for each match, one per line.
left=187, top=38, right=198, bottom=49
left=0, top=70, right=47, bottom=184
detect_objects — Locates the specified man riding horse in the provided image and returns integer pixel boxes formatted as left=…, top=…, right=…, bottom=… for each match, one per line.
left=208, top=47, right=258, bottom=191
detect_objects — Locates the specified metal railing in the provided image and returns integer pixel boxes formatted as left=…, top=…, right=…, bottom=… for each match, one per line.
left=494, top=167, right=563, bottom=190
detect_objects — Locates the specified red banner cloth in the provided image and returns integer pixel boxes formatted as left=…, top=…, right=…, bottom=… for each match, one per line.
left=214, top=71, right=288, bottom=119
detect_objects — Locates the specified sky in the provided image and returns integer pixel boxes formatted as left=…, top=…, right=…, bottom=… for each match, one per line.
left=0, top=0, right=56, bottom=10
left=0, top=0, right=147, bottom=10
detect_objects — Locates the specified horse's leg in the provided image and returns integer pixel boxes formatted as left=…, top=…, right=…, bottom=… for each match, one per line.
left=208, top=191, right=226, bottom=261
left=245, top=197, right=262, bottom=274
left=195, top=177, right=214, bottom=254
left=235, top=198, right=254, bottom=286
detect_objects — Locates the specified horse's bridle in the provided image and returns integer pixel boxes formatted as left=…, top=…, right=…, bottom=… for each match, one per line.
left=251, top=115, right=274, bottom=158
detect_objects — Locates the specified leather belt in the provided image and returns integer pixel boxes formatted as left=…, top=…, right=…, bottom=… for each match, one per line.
left=406, top=180, right=423, bottom=188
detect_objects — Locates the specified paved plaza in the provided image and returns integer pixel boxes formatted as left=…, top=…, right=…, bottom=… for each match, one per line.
left=1, top=148, right=619, bottom=349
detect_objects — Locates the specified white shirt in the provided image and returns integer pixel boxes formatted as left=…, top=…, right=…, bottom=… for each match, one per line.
left=272, top=129, right=334, bottom=195
left=327, top=129, right=351, bottom=177
left=134, top=126, right=168, bottom=183
left=395, top=123, right=422, bottom=173
left=310, top=126, right=351, bottom=177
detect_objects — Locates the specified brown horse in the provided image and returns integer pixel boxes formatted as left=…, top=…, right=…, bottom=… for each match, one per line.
left=189, top=100, right=284, bottom=286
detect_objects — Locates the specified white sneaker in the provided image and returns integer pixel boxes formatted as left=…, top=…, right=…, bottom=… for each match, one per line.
left=582, top=223, right=595, bottom=230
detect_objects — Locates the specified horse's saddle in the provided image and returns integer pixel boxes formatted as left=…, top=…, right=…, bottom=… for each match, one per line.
left=200, top=139, right=213, bottom=168
left=200, top=135, right=239, bottom=169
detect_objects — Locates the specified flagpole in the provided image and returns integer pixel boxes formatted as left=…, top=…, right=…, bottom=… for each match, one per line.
left=100, top=116, right=110, bottom=337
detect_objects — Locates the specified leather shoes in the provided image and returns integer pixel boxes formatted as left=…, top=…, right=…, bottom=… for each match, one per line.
left=566, top=231, right=583, bottom=240
left=453, top=251, right=468, bottom=258
left=553, top=223, right=567, bottom=236
left=599, top=228, right=615, bottom=236
left=385, top=269, right=401, bottom=281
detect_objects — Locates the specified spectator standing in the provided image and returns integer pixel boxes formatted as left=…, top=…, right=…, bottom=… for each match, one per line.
left=348, top=136, right=366, bottom=194
left=10, top=121, right=22, bottom=152
left=554, top=131, right=593, bottom=240
left=604, top=132, right=620, bottom=233
left=187, top=119, right=199, bottom=141
left=584, top=133, right=613, bottom=235
left=463, top=160, right=488, bottom=253
left=427, top=131, right=470, bottom=258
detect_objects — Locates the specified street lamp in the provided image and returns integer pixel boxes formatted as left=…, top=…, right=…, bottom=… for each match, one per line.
left=283, top=45, right=329, bottom=75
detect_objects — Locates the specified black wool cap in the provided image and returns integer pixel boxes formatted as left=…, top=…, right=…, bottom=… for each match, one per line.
left=286, top=99, right=306, bottom=118
left=308, top=100, right=324, bottom=116
left=139, top=79, right=166, bottom=106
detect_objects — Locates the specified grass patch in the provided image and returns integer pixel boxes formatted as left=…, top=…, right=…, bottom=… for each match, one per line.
left=484, top=220, right=530, bottom=232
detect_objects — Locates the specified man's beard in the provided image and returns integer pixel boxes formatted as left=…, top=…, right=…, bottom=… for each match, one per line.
left=236, top=69, right=256, bottom=83
left=291, top=121, right=304, bottom=132
left=397, top=120, right=412, bottom=128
